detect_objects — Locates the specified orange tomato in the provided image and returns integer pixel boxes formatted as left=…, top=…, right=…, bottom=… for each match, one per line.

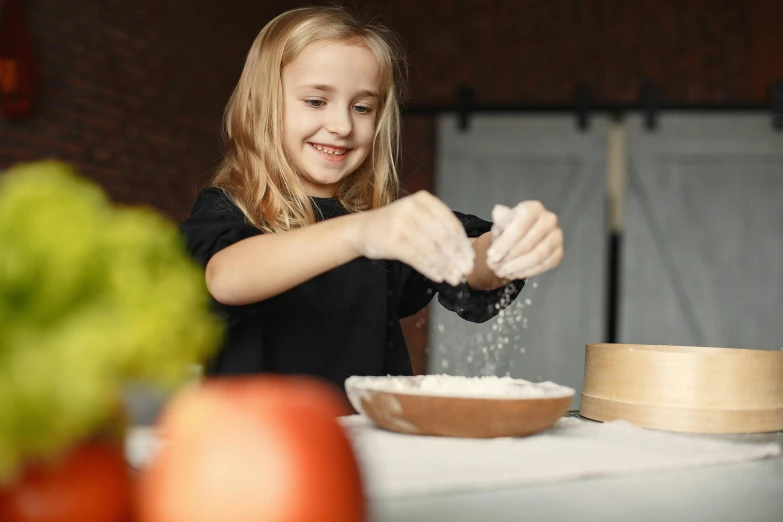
left=0, top=440, right=130, bottom=522
left=138, top=375, right=366, bottom=522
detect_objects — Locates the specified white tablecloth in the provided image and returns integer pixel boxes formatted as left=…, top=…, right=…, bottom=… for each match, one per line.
left=341, top=415, right=782, bottom=499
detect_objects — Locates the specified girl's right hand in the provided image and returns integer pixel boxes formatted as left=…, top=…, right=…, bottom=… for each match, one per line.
left=355, top=191, right=474, bottom=286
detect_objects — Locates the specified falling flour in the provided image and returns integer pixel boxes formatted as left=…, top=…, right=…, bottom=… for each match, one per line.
left=471, top=277, right=536, bottom=375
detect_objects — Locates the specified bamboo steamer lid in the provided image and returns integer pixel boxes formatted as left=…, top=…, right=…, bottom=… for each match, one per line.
left=580, top=343, right=783, bottom=433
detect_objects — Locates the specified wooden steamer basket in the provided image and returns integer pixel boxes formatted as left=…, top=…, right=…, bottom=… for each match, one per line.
left=580, top=343, right=783, bottom=433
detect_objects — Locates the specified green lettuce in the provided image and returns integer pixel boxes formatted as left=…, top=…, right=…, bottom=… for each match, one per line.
left=0, top=161, right=222, bottom=482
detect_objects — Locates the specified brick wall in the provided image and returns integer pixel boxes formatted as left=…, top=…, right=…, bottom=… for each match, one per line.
left=0, top=0, right=290, bottom=217
left=3, top=0, right=777, bottom=214
left=391, top=0, right=761, bottom=105
left=2, top=0, right=779, bottom=374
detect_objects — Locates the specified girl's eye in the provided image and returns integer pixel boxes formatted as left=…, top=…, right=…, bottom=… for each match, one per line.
left=354, top=105, right=372, bottom=115
left=305, top=99, right=324, bottom=108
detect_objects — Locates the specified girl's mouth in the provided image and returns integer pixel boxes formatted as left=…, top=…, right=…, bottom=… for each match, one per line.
left=309, top=143, right=351, bottom=162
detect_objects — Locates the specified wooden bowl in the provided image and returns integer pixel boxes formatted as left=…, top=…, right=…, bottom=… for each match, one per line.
left=345, top=375, right=574, bottom=438
left=580, top=343, right=783, bottom=433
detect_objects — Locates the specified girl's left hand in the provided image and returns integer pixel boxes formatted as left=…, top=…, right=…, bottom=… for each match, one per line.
left=485, top=201, right=564, bottom=280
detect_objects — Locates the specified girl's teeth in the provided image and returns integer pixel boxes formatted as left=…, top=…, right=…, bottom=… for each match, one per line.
left=312, top=144, right=347, bottom=156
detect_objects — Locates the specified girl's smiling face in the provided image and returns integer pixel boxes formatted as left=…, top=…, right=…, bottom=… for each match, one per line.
left=281, top=40, right=381, bottom=198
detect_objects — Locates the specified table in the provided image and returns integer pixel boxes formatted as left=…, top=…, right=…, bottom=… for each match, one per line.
left=372, top=412, right=783, bottom=522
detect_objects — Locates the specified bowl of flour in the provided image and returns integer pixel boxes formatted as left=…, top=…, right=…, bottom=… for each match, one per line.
left=345, top=374, right=574, bottom=438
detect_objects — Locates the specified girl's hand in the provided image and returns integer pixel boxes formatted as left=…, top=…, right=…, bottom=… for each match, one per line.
left=486, top=202, right=564, bottom=280
left=356, top=191, right=474, bottom=286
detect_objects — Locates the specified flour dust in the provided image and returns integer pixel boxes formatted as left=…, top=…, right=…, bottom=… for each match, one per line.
left=433, top=278, right=541, bottom=379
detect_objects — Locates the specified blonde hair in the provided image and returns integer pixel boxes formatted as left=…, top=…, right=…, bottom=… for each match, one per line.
left=212, top=5, right=407, bottom=233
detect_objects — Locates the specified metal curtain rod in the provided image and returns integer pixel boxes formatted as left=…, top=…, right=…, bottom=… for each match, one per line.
left=401, top=82, right=783, bottom=132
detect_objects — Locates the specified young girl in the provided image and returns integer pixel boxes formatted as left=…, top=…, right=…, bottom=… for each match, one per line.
left=181, top=6, right=564, bottom=390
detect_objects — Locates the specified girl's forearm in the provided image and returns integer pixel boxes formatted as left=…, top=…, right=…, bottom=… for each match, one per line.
left=205, top=212, right=365, bottom=306
left=206, top=209, right=507, bottom=306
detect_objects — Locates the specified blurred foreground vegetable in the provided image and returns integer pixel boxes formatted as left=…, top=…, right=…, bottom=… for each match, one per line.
left=139, top=376, right=367, bottom=522
left=0, top=439, right=130, bottom=522
left=0, top=160, right=223, bottom=484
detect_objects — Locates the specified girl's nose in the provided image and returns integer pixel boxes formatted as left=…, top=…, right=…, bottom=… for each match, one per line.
left=324, top=107, right=352, bottom=137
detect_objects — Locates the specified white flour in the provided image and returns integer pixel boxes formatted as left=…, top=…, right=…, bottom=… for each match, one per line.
left=345, top=374, right=574, bottom=400
left=430, top=271, right=541, bottom=377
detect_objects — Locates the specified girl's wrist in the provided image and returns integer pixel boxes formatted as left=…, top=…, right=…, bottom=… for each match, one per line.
left=466, top=232, right=510, bottom=290
left=340, top=211, right=369, bottom=259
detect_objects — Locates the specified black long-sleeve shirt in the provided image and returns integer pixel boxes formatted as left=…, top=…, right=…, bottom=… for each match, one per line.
left=180, top=187, right=524, bottom=390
